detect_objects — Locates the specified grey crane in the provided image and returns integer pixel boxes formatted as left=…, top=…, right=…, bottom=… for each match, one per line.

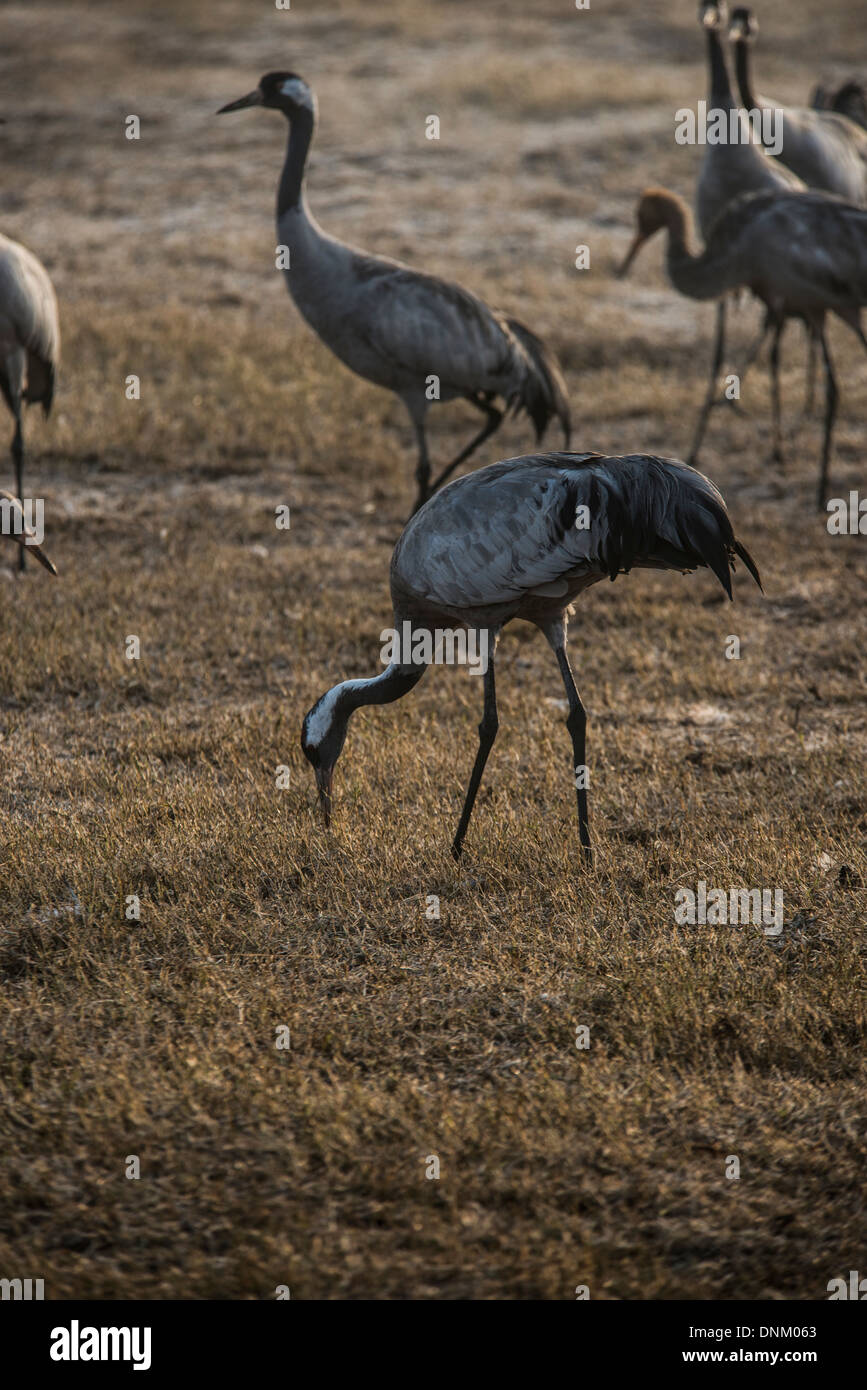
left=0, top=231, right=59, bottom=570
left=731, top=9, right=867, bottom=204
left=301, top=452, right=760, bottom=860
left=690, top=1, right=805, bottom=463
left=0, top=490, right=55, bottom=573
left=218, top=73, right=570, bottom=514
left=618, top=187, right=867, bottom=508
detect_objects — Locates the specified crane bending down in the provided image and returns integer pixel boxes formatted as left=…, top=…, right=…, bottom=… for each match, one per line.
left=0, top=233, right=59, bottom=570
left=618, top=188, right=867, bottom=508
left=301, top=453, right=760, bottom=860
left=690, top=2, right=805, bottom=462
left=0, top=490, right=55, bottom=573
left=218, top=73, right=570, bottom=515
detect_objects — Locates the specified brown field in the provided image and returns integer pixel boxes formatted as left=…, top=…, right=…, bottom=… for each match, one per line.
left=0, top=0, right=865, bottom=1300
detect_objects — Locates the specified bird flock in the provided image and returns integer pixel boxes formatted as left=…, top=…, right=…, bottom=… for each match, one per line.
left=3, top=3, right=865, bottom=858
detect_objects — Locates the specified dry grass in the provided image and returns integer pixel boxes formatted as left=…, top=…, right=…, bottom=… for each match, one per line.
left=0, top=0, right=865, bottom=1299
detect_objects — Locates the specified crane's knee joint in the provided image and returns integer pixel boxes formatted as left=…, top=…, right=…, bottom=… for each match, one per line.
left=478, top=713, right=498, bottom=741
left=566, top=704, right=586, bottom=735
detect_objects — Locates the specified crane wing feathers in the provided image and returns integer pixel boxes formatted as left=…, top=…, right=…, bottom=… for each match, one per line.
left=354, top=264, right=520, bottom=392
left=393, top=454, right=756, bottom=609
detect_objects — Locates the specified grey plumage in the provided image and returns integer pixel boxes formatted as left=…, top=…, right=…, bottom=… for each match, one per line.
left=301, top=452, right=760, bottom=859
left=619, top=187, right=867, bottom=507
left=0, top=231, right=60, bottom=570
left=691, top=3, right=805, bottom=464
left=730, top=8, right=867, bottom=205
left=811, top=80, right=867, bottom=133
left=697, top=3, right=802, bottom=242
left=218, top=72, right=570, bottom=514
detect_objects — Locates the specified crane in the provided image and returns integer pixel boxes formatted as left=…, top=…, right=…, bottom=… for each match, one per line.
left=218, top=72, right=570, bottom=515
left=618, top=187, right=867, bottom=507
left=0, top=232, right=59, bottom=570
left=301, top=452, right=760, bottom=860
left=690, top=1, right=805, bottom=462
left=730, top=8, right=867, bottom=204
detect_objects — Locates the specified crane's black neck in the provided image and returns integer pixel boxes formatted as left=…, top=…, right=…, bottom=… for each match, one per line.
left=665, top=220, right=735, bottom=302
left=347, top=663, right=426, bottom=714
left=706, top=26, right=735, bottom=106
left=733, top=38, right=758, bottom=110
left=277, top=108, right=315, bottom=218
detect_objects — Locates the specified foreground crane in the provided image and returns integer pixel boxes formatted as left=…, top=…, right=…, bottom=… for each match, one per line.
left=302, top=452, right=760, bottom=861
left=218, top=72, right=570, bottom=514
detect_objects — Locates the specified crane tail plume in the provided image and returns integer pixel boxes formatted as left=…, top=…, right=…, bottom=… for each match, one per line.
left=733, top=539, right=762, bottom=592
left=505, top=317, right=571, bottom=447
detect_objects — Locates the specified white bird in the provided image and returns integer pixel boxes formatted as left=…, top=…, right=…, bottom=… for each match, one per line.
left=218, top=72, right=570, bottom=514
left=730, top=8, right=867, bottom=205
left=301, top=452, right=760, bottom=860
left=0, top=232, right=59, bottom=569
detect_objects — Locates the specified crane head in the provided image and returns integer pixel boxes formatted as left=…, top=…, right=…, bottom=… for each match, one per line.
left=217, top=72, right=317, bottom=121
left=728, top=7, right=757, bottom=41
left=616, top=189, right=686, bottom=278
left=301, top=685, right=351, bottom=828
left=700, top=1, right=727, bottom=30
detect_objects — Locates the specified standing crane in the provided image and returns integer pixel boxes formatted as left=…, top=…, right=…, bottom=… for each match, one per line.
left=730, top=8, right=867, bottom=203
left=218, top=73, right=570, bottom=515
left=0, top=232, right=59, bottom=570
left=618, top=187, right=867, bottom=508
left=301, top=452, right=760, bottom=860
left=690, top=1, right=804, bottom=462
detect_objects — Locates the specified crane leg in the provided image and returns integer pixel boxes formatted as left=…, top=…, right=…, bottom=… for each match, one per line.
left=452, top=654, right=499, bottom=860
left=409, top=412, right=432, bottom=515
left=554, top=643, right=592, bottom=864
left=11, top=415, right=25, bottom=572
left=817, top=331, right=838, bottom=511
left=769, top=322, right=784, bottom=466
left=430, top=400, right=503, bottom=497
left=687, top=300, right=726, bottom=465
left=803, top=326, right=817, bottom=419
left=733, top=310, right=771, bottom=402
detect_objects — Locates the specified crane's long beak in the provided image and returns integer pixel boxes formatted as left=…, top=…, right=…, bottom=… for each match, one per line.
left=616, top=231, right=646, bottom=279
left=26, top=539, right=56, bottom=575
left=315, top=766, right=334, bottom=827
left=217, top=89, right=263, bottom=115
